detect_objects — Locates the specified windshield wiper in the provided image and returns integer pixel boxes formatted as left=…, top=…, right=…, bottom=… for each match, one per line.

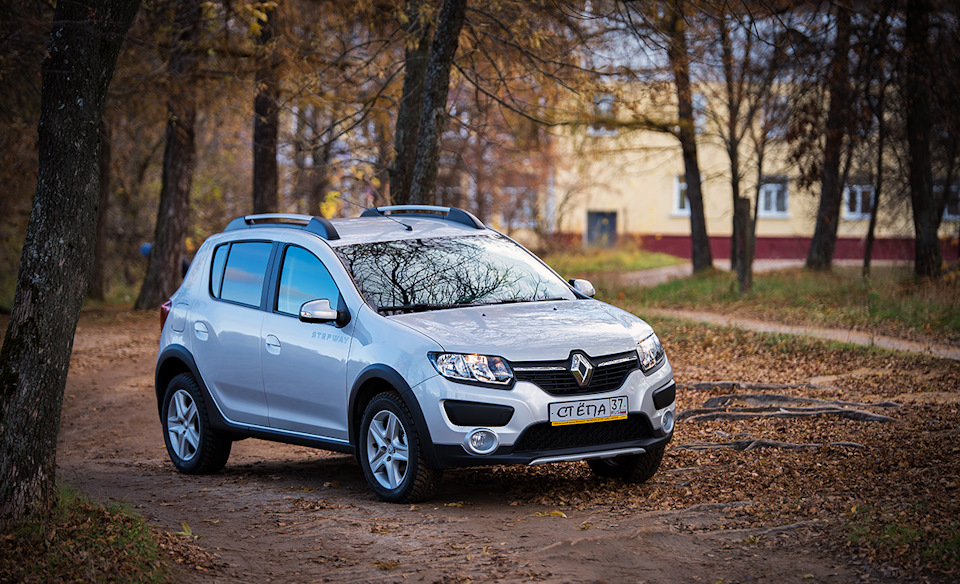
left=479, top=296, right=569, bottom=306
left=377, top=302, right=481, bottom=314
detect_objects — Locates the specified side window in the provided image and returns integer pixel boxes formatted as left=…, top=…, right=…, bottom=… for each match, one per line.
left=276, top=246, right=341, bottom=316
left=210, top=243, right=228, bottom=298
left=673, top=175, right=690, bottom=216
left=219, top=241, right=272, bottom=307
left=758, top=178, right=790, bottom=218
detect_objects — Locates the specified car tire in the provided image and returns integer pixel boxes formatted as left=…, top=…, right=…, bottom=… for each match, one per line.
left=359, top=392, right=441, bottom=503
left=161, top=373, right=232, bottom=474
left=587, top=445, right=665, bottom=484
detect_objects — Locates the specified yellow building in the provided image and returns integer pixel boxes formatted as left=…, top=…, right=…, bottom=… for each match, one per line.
left=549, top=96, right=960, bottom=262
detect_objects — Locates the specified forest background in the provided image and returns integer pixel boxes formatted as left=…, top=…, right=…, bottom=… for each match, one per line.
left=2, top=0, right=958, bottom=313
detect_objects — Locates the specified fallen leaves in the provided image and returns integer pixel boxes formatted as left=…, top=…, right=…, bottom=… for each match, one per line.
left=373, top=559, right=400, bottom=570
left=528, top=510, right=567, bottom=518
left=174, top=521, right=199, bottom=540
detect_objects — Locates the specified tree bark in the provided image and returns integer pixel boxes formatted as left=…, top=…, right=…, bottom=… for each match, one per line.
left=252, top=6, right=280, bottom=214
left=89, top=120, right=112, bottom=301
left=408, top=0, right=468, bottom=206
left=864, top=95, right=884, bottom=280
left=719, top=13, right=743, bottom=275
left=735, top=196, right=752, bottom=294
left=666, top=6, right=712, bottom=272
left=904, top=0, right=942, bottom=278
left=0, top=0, right=140, bottom=529
left=806, top=5, right=851, bottom=271
left=389, top=0, right=433, bottom=205
left=135, top=0, right=202, bottom=309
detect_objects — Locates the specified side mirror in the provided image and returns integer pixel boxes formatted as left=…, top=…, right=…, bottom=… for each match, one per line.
left=299, top=299, right=350, bottom=327
left=569, top=278, right=596, bottom=298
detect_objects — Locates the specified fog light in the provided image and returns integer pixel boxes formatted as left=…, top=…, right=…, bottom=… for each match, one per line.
left=464, top=429, right=499, bottom=455
left=662, top=410, right=675, bottom=434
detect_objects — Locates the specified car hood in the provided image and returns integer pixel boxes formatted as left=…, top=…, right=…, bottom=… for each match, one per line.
left=389, top=299, right=654, bottom=361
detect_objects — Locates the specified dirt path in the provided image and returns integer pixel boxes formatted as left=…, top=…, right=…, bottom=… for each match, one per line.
left=645, top=308, right=960, bottom=362
left=56, top=312, right=886, bottom=583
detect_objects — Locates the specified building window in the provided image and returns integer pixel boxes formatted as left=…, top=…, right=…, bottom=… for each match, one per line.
left=673, top=175, right=690, bottom=216
left=758, top=178, right=789, bottom=218
left=843, top=184, right=874, bottom=220
left=936, top=184, right=960, bottom=221
left=588, top=93, right=619, bottom=137
left=693, top=92, right=707, bottom=134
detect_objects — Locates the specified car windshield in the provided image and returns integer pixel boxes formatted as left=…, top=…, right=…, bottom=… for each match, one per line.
left=335, top=234, right=576, bottom=314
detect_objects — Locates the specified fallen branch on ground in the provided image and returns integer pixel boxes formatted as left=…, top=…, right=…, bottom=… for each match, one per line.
left=675, top=439, right=865, bottom=451
left=681, top=407, right=895, bottom=423
left=699, top=392, right=901, bottom=410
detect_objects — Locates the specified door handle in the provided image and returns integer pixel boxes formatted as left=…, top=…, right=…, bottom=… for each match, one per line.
left=194, top=321, right=209, bottom=341
left=265, top=334, right=281, bottom=355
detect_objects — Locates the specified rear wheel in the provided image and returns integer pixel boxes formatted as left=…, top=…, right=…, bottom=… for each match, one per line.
left=359, top=392, right=441, bottom=503
left=162, top=373, right=231, bottom=474
left=587, top=445, right=665, bottom=484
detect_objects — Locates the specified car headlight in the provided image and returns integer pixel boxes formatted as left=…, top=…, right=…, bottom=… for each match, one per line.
left=428, top=353, right=514, bottom=386
left=637, top=333, right=664, bottom=373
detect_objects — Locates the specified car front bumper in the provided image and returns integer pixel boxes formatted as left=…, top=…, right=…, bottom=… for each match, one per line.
left=412, top=358, right=676, bottom=468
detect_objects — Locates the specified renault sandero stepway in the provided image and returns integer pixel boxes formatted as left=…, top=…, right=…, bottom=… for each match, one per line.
left=156, top=206, right=676, bottom=502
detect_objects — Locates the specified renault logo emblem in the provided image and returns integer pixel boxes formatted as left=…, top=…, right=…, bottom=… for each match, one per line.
left=570, top=353, right=594, bottom=387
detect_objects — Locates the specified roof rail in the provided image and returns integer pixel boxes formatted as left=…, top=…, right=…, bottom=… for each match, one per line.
left=224, top=213, right=340, bottom=240
left=359, top=205, right=485, bottom=229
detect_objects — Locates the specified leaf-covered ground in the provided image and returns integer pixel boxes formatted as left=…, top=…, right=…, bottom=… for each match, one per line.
left=4, top=310, right=958, bottom=582
left=456, top=319, right=960, bottom=582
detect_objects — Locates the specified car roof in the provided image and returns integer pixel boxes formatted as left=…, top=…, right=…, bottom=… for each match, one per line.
left=326, top=216, right=490, bottom=246
left=221, top=206, right=493, bottom=247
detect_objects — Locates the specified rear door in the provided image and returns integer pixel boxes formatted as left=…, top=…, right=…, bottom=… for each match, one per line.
left=191, top=240, right=273, bottom=426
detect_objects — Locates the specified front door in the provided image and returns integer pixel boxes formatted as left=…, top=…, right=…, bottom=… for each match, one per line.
left=260, top=245, right=353, bottom=440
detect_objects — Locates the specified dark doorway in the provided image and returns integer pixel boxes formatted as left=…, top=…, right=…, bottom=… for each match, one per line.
left=587, top=211, right=618, bottom=247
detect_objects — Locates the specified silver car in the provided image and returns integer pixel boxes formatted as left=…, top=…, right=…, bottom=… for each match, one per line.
left=156, top=205, right=676, bottom=502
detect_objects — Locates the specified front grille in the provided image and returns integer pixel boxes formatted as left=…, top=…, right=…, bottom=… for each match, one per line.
left=513, top=351, right=639, bottom=396
left=512, top=415, right=652, bottom=452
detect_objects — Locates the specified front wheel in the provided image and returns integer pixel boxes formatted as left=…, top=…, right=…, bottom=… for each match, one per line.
left=161, top=373, right=231, bottom=474
left=358, top=392, right=441, bottom=503
left=587, top=445, right=665, bottom=484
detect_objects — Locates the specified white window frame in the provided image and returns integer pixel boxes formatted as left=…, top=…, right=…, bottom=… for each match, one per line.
left=673, top=175, right=690, bottom=216
left=758, top=179, right=789, bottom=218
left=843, top=184, right=875, bottom=221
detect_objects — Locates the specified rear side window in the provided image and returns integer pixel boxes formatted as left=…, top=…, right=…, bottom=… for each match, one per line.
left=212, top=241, right=272, bottom=307
left=210, top=244, right=228, bottom=297
left=276, top=246, right=341, bottom=316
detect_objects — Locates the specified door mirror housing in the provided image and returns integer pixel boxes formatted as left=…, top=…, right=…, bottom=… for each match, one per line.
left=299, top=299, right=350, bottom=327
left=568, top=278, right=596, bottom=298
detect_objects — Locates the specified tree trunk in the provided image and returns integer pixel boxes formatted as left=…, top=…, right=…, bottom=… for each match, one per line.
left=389, top=0, right=433, bottom=205
left=307, top=139, right=333, bottom=217
left=806, top=5, right=850, bottom=271
left=666, top=6, right=712, bottom=272
left=408, top=0, right=468, bottom=205
left=719, top=13, right=742, bottom=275
left=0, top=0, right=140, bottom=529
left=135, top=0, right=202, bottom=309
left=252, top=6, right=279, bottom=214
left=864, top=97, right=885, bottom=280
left=735, top=197, right=752, bottom=294
left=904, top=0, right=942, bottom=278
left=89, top=120, right=112, bottom=301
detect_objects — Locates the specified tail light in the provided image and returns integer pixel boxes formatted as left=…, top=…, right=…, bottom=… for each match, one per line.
left=160, top=299, right=172, bottom=332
